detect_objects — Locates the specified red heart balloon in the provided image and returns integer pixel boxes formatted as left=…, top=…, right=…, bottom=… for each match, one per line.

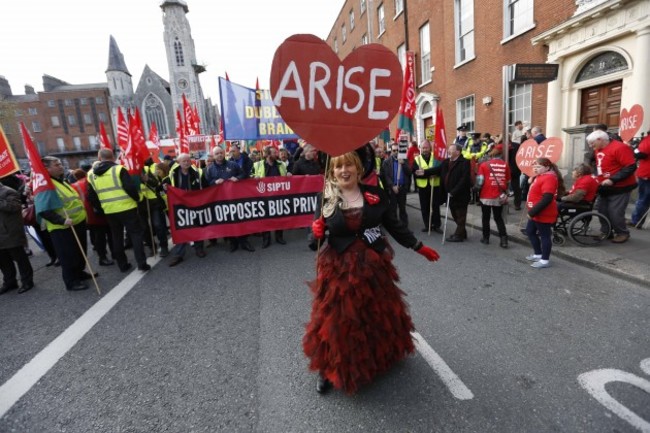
left=270, top=34, right=402, bottom=156
left=619, top=104, right=644, bottom=142
left=515, top=137, right=564, bottom=177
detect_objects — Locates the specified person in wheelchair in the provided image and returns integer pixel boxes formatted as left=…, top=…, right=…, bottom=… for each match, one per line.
left=557, top=164, right=599, bottom=215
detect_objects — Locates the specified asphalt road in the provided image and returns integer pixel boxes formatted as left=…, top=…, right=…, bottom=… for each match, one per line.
left=1, top=205, right=649, bottom=433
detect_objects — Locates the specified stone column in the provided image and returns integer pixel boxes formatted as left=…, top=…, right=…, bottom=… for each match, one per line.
left=634, top=26, right=650, bottom=134
left=546, top=58, right=564, bottom=139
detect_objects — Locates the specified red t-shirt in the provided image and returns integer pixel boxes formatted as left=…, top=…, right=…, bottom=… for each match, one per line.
left=595, top=140, right=636, bottom=187
left=527, top=171, right=558, bottom=223
left=478, top=159, right=510, bottom=200
left=569, top=175, right=599, bottom=202
left=636, top=136, right=650, bottom=179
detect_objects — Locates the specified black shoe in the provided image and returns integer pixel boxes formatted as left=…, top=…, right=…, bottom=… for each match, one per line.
left=138, top=264, right=151, bottom=272
left=45, top=258, right=58, bottom=267
left=229, top=241, right=239, bottom=253
left=206, top=239, right=218, bottom=248
left=18, top=282, right=34, bottom=294
left=241, top=241, right=255, bottom=252
left=262, top=235, right=271, bottom=249
left=99, top=258, right=114, bottom=266
left=53, top=259, right=60, bottom=267
left=80, top=271, right=98, bottom=280
left=514, top=206, right=522, bottom=211
left=500, top=236, right=508, bottom=249
left=67, top=282, right=89, bottom=291
left=168, top=257, right=183, bottom=267
left=0, top=282, right=19, bottom=295
left=480, top=237, right=489, bottom=245
left=446, top=235, right=463, bottom=242
left=159, top=246, right=169, bottom=258
left=316, top=375, right=332, bottom=394
left=275, top=236, right=286, bottom=245
left=431, top=227, right=443, bottom=234
left=195, top=249, right=207, bottom=258
left=520, top=228, right=528, bottom=236
left=119, top=263, right=133, bottom=273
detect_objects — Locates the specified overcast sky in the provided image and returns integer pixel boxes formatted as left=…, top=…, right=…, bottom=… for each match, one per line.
left=0, top=0, right=342, bottom=102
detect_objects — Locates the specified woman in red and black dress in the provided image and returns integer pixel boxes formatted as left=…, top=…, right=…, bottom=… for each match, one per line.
left=304, top=151, right=440, bottom=394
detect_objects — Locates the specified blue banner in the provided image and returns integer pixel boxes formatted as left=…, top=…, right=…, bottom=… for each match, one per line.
left=218, top=77, right=298, bottom=140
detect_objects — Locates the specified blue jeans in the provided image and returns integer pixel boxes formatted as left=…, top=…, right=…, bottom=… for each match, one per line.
left=631, top=178, right=650, bottom=226
left=526, top=220, right=553, bottom=260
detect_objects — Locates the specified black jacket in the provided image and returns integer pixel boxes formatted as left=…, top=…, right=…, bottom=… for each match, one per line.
left=315, top=184, right=418, bottom=254
left=381, top=157, right=412, bottom=190
left=87, top=161, right=141, bottom=214
left=291, top=156, right=321, bottom=175
left=230, top=152, right=254, bottom=179
left=440, top=155, right=472, bottom=205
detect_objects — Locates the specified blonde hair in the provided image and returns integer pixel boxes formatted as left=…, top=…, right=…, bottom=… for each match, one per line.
left=322, top=152, right=364, bottom=218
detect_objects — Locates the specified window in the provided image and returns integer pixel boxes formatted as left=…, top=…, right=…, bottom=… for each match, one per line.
left=420, top=23, right=431, bottom=83
left=456, top=95, right=475, bottom=133
left=350, top=10, right=355, bottom=29
left=362, top=33, right=369, bottom=45
left=334, top=38, right=338, bottom=53
left=377, top=4, right=385, bottom=35
left=576, top=51, right=628, bottom=82
left=174, top=37, right=185, bottom=66
left=505, top=0, right=534, bottom=38
left=28, top=108, right=38, bottom=115
left=83, top=114, right=92, bottom=125
left=47, top=100, right=56, bottom=107
left=144, top=93, right=169, bottom=136
left=397, top=44, right=406, bottom=69
left=508, top=83, right=532, bottom=131
left=31, top=121, right=42, bottom=133
left=455, top=0, right=475, bottom=64
left=360, top=0, right=366, bottom=14
left=64, top=99, right=73, bottom=106
left=14, top=109, right=22, bottom=116
left=395, top=0, right=404, bottom=15
left=95, top=96, right=104, bottom=104
left=56, top=137, right=65, bottom=152
left=73, top=136, right=82, bottom=151
left=98, top=112, right=107, bottom=122
left=51, top=116, right=60, bottom=127
left=80, top=98, right=88, bottom=105
left=88, top=135, right=98, bottom=149
left=342, top=24, right=347, bottom=43
left=37, top=141, right=46, bottom=155
left=68, top=114, right=77, bottom=126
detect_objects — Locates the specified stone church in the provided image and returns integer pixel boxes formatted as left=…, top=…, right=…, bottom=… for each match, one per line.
left=106, top=0, right=218, bottom=140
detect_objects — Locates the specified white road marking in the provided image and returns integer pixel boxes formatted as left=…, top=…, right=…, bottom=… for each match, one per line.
left=578, top=368, right=650, bottom=432
left=0, top=257, right=160, bottom=419
left=412, top=331, right=474, bottom=400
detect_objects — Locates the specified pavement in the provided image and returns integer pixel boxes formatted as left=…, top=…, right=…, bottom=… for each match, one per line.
left=405, top=192, right=650, bottom=288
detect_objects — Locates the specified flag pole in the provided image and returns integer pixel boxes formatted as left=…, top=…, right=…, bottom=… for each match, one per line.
left=315, top=155, right=330, bottom=278
left=428, top=180, right=435, bottom=236
left=146, top=197, right=157, bottom=257
left=63, top=209, right=101, bottom=295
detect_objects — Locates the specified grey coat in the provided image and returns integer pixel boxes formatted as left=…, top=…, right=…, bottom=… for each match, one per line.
left=0, top=184, right=27, bottom=248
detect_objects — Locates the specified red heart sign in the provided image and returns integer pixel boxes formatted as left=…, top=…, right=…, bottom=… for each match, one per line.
left=619, top=104, right=644, bottom=142
left=515, top=137, right=564, bottom=177
left=270, top=34, right=402, bottom=156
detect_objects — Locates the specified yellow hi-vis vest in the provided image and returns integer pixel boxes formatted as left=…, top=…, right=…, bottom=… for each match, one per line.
left=45, top=179, right=87, bottom=232
left=140, top=164, right=158, bottom=200
left=87, top=165, right=138, bottom=214
left=414, top=154, right=440, bottom=188
left=253, top=160, right=287, bottom=177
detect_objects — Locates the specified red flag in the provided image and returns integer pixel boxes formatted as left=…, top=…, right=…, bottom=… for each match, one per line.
left=116, top=109, right=129, bottom=152
left=182, top=93, right=197, bottom=136
left=116, top=109, right=140, bottom=174
left=99, top=122, right=112, bottom=150
left=193, top=105, right=201, bottom=134
left=395, top=51, right=416, bottom=141
left=0, top=125, right=20, bottom=178
left=210, top=134, right=217, bottom=151
left=19, top=122, right=56, bottom=196
left=148, top=121, right=160, bottom=149
left=434, top=105, right=448, bottom=160
left=176, top=109, right=190, bottom=154
left=131, top=108, right=150, bottom=164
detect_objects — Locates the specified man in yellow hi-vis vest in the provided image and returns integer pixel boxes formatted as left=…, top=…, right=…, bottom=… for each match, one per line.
left=39, top=157, right=90, bottom=291
left=87, top=149, right=150, bottom=273
left=413, top=140, right=443, bottom=233
left=253, top=146, right=291, bottom=248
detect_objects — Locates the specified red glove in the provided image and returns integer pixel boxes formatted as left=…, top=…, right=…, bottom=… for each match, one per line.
left=416, top=244, right=440, bottom=262
left=312, top=217, right=326, bottom=240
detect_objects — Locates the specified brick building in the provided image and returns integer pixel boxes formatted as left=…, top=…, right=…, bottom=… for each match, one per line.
left=0, top=74, right=114, bottom=170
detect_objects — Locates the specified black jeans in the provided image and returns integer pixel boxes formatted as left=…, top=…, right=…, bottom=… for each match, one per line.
left=139, top=199, right=169, bottom=248
left=389, top=185, right=409, bottom=225
left=106, top=208, right=147, bottom=268
left=0, top=246, right=34, bottom=286
left=418, top=185, right=442, bottom=229
left=50, top=222, right=87, bottom=289
left=481, top=204, right=507, bottom=239
left=89, top=224, right=113, bottom=260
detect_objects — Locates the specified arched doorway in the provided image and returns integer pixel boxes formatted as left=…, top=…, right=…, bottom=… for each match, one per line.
left=577, top=51, right=628, bottom=127
left=415, top=92, right=439, bottom=145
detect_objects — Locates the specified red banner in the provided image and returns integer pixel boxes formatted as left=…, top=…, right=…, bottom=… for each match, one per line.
left=167, top=175, right=324, bottom=243
left=0, top=126, right=20, bottom=178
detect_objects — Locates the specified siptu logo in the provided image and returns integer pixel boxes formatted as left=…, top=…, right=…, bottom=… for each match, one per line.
left=256, top=181, right=266, bottom=194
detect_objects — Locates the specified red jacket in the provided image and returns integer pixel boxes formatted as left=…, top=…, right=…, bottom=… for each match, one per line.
left=595, top=140, right=636, bottom=188
left=478, top=159, right=510, bottom=200
left=637, top=136, right=650, bottom=179
left=72, top=178, right=106, bottom=226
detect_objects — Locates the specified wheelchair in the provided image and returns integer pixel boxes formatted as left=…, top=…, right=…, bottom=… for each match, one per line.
left=552, top=202, right=612, bottom=246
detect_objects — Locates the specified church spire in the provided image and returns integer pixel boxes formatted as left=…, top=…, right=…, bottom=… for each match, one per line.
left=106, top=35, right=131, bottom=76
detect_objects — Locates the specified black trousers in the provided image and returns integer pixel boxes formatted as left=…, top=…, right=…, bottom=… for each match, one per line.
left=481, top=204, right=507, bottom=238
left=449, top=203, right=469, bottom=238
left=0, top=246, right=34, bottom=286
left=389, top=186, right=409, bottom=225
left=33, top=223, right=57, bottom=261
left=510, top=165, right=522, bottom=208
left=106, top=208, right=147, bottom=268
left=138, top=199, right=168, bottom=249
left=89, top=224, right=113, bottom=260
left=418, top=185, right=443, bottom=229
left=50, top=222, right=87, bottom=290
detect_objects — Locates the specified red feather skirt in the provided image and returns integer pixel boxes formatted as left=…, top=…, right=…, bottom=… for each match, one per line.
left=303, top=234, right=416, bottom=394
